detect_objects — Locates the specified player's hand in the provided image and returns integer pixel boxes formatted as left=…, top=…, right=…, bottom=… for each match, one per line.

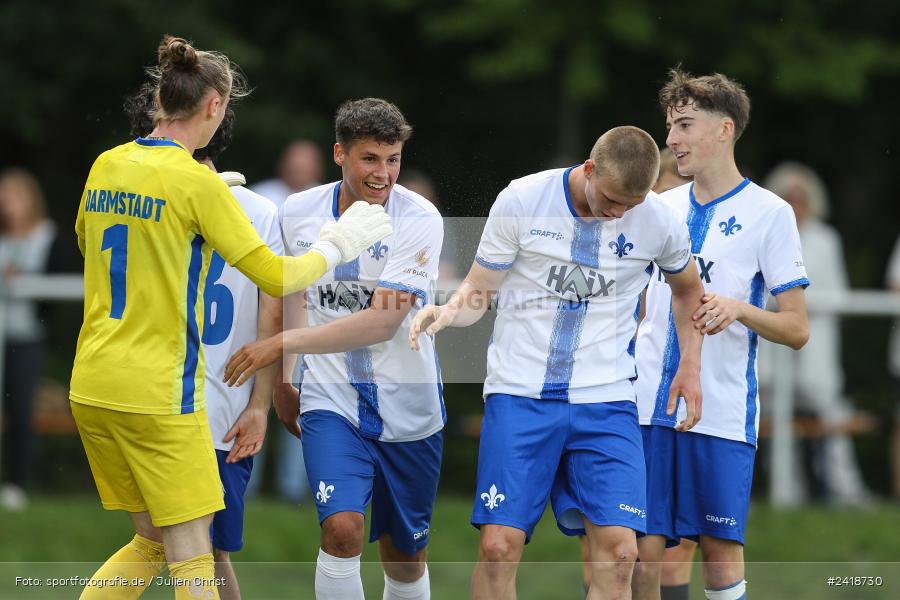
left=274, top=381, right=302, bottom=438
left=311, top=201, right=393, bottom=267
left=223, top=405, right=267, bottom=463
left=408, top=304, right=455, bottom=351
left=694, top=293, right=744, bottom=335
left=224, top=334, right=283, bottom=387
left=668, top=365, right=702, bottom=431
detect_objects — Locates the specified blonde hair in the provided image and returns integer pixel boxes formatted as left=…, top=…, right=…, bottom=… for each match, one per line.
left=147, top=35, right=250, bottom=122
left=764, top=161, right=829, bottom=219
left=589, top=126, right=660, bottom=196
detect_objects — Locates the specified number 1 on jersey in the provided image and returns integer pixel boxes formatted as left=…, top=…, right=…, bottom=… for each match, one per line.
left=101, top=224, right=128, bottom=319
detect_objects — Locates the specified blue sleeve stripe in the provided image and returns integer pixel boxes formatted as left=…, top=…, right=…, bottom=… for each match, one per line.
left=376, top=280, right=427, bottom=303
left=659, top=255, right=692, bottom=275
left=475, top=255, right=513, bottom=270
left=770, top=277, right=810, bottom=296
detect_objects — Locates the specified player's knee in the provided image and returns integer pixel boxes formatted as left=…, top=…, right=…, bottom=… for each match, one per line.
left=699, top=538, right=742, bottom=564
left=478, top=533, right=522, bottom=564
left=637, top=539, right=666, bottom=565
left=610, top=539, right=639, bottom=564
left=135, top=524, right=163, bottom=544
left=321, top=513, right=364, bottom=557
left=129, top=512, right=162, bottom=543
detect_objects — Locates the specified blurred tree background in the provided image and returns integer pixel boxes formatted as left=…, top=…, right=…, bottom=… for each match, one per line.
left=2, top=0, right=900, bottom=493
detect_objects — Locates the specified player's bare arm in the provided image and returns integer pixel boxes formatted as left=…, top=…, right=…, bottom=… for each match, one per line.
left=273, top=291, right=307, bottom=437
left=223, top=290, right=282, bottom=463
left=664, top=258, right=706, bottom=431
left=408, top=262, right=506, bottom=351
left=224, top=287, right=415, bottom=387
left=694, top=286, right=809, bottom=349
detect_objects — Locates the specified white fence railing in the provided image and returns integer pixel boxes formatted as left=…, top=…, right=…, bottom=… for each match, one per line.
left=2, top=277, right=899, bottom=504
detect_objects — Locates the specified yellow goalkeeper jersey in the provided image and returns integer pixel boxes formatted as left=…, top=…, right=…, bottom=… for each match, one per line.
left=70, top=137, right=266, bottom=415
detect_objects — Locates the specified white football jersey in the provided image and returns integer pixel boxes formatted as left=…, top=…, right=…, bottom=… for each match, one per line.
left=634, top=179, right=809, bottom=445
left=204, top=178, right=284, bottom=451
left=280, top=182, right=445, bottom=442
left=475, top=167, right=691, bottom=403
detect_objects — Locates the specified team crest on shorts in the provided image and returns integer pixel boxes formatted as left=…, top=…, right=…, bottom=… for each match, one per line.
left=481, top=484, right=506, bottom=510
left=316, top=481, right=335, bottom=504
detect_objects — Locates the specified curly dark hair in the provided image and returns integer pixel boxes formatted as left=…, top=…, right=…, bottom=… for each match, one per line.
left=335, top=98, right=412, bottom=148
left=123, top=82, right=234, bottom=162
left=659, top=66, right=751, bottom=141
left=123, top=82, right=158, bottom=139
left=193, top=108, right=234, bottom=162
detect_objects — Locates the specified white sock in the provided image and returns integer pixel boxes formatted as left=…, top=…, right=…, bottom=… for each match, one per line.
left=383, top=564, right=430, bottom=600
left=315, top=548, right=364, bottom=600
left=705, top=579, right=747, bottom=600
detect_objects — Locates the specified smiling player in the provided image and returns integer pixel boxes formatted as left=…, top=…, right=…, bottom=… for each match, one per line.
left=633, top=68, right=809, bottom=600
left=409, top=126, right=706, bottom=600
left=224, top=98, right=444, bottom=600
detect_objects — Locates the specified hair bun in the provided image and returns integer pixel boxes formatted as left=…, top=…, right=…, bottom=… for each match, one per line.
left=158, top=35, right=198, bottom=72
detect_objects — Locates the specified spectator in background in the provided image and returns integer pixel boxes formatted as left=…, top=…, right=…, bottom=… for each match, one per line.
left=763, top=161, right=870, bottom=505
left=251, top=140, right=325, bottom=208
left=247, top=140, right=325, bottom=504
left=884, top=236, right=900, bottom=501
left=0, top=168, right=62, bottom=510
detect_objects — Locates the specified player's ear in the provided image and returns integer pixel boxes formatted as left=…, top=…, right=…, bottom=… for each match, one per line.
left=334, top=142, right=345, bottom=167
left=719, top=117, right=734, bottom=142
left=583, top=159, right=595, bottom=178
left=204, top=92, right=221, bottom=120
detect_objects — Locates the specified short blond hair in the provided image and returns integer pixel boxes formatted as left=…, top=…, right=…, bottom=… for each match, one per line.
left=590, top=126, right=660, bottom=196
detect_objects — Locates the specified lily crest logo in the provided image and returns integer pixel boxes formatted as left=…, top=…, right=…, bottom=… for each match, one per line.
left=316, top=481, right=334, bottom=504
left=608, top=233, right=634, bottom=258
left=481, top=484, right=505, bottom=510
left=719, top=216, right=742, bottom=236
left=368, top=241, right=389, bottom=260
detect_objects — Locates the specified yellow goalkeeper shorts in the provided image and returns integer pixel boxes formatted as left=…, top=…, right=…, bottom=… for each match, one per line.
left=71, top=401, right=224, bottom=527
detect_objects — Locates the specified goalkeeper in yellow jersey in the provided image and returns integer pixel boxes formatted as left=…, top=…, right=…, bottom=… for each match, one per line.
left=69, top=35, right=391, bottom=600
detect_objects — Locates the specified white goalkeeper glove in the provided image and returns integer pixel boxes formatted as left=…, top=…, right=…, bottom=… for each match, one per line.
left=219, top=171, right=246, bottom=187
left=309, top=201, right=393, bottom=270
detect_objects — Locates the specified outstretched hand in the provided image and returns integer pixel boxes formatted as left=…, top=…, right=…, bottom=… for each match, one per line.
left=408, top=304, right=455, bottom=351
left=224, top=335, right=282, bottom=387
left=223, top=405, right=267, bottom=463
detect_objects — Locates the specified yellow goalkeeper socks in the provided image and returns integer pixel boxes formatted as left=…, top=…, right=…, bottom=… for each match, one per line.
left=168, top=552, right=220, bottom=599
left=79, top=534, right=165, bottom=599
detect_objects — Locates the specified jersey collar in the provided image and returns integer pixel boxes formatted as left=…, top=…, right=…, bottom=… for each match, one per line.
left=562, top=165, right=596, bottom=224
left=689, top=177, right=750, bottom=210
left=331, top=180, right=391, bottom=219
left=135, top=137, right=189, bottom=152
left=332, top=181, right=342, bottom=219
